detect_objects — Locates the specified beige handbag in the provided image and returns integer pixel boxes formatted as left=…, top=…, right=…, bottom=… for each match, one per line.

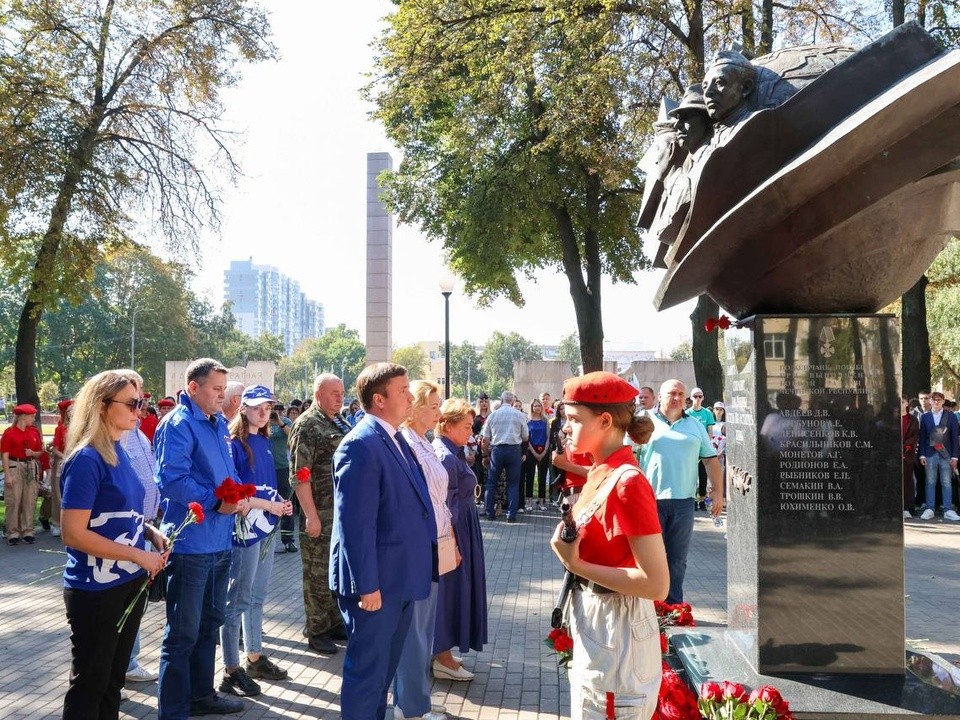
left=437, top=530, right=460, bottom=575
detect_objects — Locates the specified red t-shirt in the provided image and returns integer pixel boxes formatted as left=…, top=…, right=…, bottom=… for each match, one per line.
left=139, top=414, right=158, bottom=444
left=53, top=422, right=68, bottom=453
left=1, top=424, right=44, bottom=459
left=562, top=449, right=593, bottom=491
left=576, top=446, right=661, bottom=568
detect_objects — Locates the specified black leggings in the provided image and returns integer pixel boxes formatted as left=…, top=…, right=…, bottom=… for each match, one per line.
left=522, top=452, right=551, bottom=503
left=63, top=577, right=146, bottom=720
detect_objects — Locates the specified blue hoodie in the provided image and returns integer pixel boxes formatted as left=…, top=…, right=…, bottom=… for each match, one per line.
left=155, top=393, right=238, bottom=554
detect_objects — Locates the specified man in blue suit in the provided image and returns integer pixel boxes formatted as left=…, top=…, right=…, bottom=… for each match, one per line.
left=330, top=363, right=438, bottom=720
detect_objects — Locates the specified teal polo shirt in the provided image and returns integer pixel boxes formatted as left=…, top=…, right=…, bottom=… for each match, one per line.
left=639, top=411, right=716, bottom=500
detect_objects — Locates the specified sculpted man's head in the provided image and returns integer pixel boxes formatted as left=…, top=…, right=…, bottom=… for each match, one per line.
left=670, top=83, right=711, bottom=153
left=702, top=51, right=757, bottom=123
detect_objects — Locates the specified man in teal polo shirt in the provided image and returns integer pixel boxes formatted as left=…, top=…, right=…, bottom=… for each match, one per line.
left=639, top=379, right=723, bottom=603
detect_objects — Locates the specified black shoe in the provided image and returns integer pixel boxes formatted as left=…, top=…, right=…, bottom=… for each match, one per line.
left=307, top=634, right=338, bottom=654
left=219, top=668, right=261, bottom=697
left=328, top=624, right=349, bottom=641
left=284, top=541, right=298, bottom=553
left=190, top=693, right=245, bottom=715
left=274, top=542, right=287, bottom=554
left=40, top=517, right=50, bottom=531
left=245, top=655, right=288, bottom=681
left=22, top=536, right=35, bottom=544
left=506, top=517, right=517, bottom=524
left=8, top=538, right=20, bottom=546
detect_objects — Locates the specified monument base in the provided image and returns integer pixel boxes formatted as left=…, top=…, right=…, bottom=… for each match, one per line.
left=669, top=628, right=960, bottom=718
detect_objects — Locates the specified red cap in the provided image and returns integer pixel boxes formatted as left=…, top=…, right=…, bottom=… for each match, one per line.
left=157, top=398, right=176, bottom=408
left=57, top=399, right=73, bottom=411
left=563, top=372, right=639, bottom=405
left=13, top=403, right=38, bottom=415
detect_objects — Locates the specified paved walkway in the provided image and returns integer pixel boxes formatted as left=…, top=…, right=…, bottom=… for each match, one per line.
left=1, top=510, right=958, bottom=718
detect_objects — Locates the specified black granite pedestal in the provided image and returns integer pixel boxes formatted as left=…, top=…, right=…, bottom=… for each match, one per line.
left=670, top=314, right=960, bottom=716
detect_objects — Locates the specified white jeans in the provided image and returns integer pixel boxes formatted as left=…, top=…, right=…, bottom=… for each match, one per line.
left=568, top=589, right=661, bottom=720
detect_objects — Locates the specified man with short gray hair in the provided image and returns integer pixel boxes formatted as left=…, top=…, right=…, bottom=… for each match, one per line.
left=481, top=392, right=529, bottom=522
left=222, top=381, right=245, bottom=423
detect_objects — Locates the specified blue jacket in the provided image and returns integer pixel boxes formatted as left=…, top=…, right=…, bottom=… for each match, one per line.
left=919, top=410, right=960, bottom=460
left=329, top=415, right=437, bottom=600
left=155, top=393, right=238, bottom=554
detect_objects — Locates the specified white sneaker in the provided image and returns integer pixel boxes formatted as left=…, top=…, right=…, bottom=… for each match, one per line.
left=394, top=705, right=448, bottom=719
left=125, top=665, right=159, bottom=682
left=51, top=526, right=61, bottom=537
left=921, top=508, right=935, bottom=520
left=944, top=509, right=960, bottom=522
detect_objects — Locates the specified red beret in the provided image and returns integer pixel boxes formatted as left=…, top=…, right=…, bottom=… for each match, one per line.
left=13, top=403, right=38, bottom=415
left=563, top=372, right=639, bottom=405
left=157, top=398, right=175, bottom=408
left=57, top=399, right=73, bottom=411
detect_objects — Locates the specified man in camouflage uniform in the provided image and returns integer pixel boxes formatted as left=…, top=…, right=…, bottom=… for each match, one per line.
left=290, top=373, right=351, bottom=655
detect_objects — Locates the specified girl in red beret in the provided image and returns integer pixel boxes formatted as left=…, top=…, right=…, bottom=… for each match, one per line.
left=550, top=372, right=669, bottom=720
left=1, top=403, right=44, bottom=545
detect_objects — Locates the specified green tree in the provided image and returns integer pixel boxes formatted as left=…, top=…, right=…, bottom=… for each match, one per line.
left=927, top=238, right=960, bottom=393
left=276, top=325, right=365, bottom=401
left=669, top=340, right=694, bottom=362
left=38, top=380, right=60, bottom=409
left=481, top=331, right=542, bottom=387
left=0, top=1, right=275, bottom=410
left=450, top=341, right=485, bottom=398
left=392, top=344, right=429, bottom=380
left=557, top=332, right=581, bottom=375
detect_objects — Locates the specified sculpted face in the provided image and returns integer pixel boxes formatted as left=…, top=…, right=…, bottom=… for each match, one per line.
left=675, top=111, right=710, bottom=153
left=702, top=64, right=753, bottom=122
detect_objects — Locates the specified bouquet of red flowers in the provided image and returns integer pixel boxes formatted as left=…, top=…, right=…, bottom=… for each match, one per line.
left=699, top=681, right=794, bottom=719
left=545, top=626, right=574, bottom=668
left=216, top=477, right=257, bottom=544
left=655, top=600, right=696, bottom=628
left=117, top=501, right=205, bottom=632
left=654, top=666, right=700, bottom=720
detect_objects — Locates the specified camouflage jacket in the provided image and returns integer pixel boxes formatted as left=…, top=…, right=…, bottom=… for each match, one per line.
left=288, top=405, right=348, bottom=513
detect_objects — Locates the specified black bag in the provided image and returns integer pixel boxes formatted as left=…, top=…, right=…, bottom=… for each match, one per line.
left=147, top=567, right=167, bottom=603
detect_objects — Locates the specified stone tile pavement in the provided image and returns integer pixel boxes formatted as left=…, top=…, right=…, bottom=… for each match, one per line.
left=1, top=510, right=957, bottom=718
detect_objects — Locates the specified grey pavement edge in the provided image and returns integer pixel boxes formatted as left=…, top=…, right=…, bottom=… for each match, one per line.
left=0, top=511, right=957, bottom=718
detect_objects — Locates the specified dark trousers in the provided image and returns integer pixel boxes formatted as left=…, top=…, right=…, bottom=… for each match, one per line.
left=276, top=468, right=298, bottom=542
left=521, top=452, right=550, bottom=504
left=697, top=462, right=708, bottom=503
left=337, top=593, right=414, bottom=720
left=486, top=445, right=522, bottom=519
left=657, top=498, right=695, bottom=604
left=63, top=577, right=146, bottom=720
left=158, top=550, right=231, bottom=720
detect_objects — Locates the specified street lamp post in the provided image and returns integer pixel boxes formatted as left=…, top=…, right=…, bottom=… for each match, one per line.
left=439, top=275, right=455, bottom=399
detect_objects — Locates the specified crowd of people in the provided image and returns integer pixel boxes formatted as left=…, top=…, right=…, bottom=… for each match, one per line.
left=904, top=390, right=960, bottom=521
left=1, top=363, right=742, bottom=720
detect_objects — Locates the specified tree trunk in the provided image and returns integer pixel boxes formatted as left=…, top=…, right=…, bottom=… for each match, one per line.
left=690, top=295, right=723, bottom=400
left=759, top=0, right=774, bottom=54
left=891, top=0, right=905, bottom=27
left=550, top=202, right=604, bottom=373
left=14, top=122, right=101, bottom=407
left=901, top=275, right=930, bottom=397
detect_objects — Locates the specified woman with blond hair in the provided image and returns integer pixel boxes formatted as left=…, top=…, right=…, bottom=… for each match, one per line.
left=59, top=371, right=168, bottom=720
left=432, top=397, right=487, bottom=680
left=393, top=380, right=453, bottom=719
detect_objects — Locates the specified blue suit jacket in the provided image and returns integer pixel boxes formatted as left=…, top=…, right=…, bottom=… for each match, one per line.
left=329, top=415, right=437, bottom=601
left=919, top=410, right=960, bottom=459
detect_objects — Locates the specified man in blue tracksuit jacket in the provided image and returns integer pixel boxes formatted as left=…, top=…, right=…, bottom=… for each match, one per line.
left=155, top=358, right=247, bottom=719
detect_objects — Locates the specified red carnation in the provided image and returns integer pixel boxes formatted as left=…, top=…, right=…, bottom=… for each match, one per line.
left=188, top=501, right=205, bottom=524
left=240, top=482, right=257, bottom=499
left=295, top=466, right=311, bottom=483
left=215, top=477, right=240, bottom=503
left=700, top=681, right=723, bottom=702
left=722, top=681, right=748, bottom=702
left=660, top=631, right=668, bottom=654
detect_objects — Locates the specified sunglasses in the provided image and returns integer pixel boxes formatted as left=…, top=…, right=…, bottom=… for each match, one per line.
left=692, top=394, right=703, bottom=399
left=105, top=398, right=145, bottom=412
